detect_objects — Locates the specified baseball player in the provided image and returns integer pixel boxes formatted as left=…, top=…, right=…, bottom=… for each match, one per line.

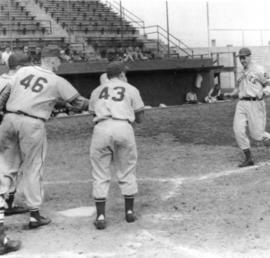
left=0, top=53, right=30, bottom=217
left=89, top=61, right=144, bottom=230
left=225, top=47, right=270, bottom=167
left=0, top=46, right=88, bottom=253
left=99, top=72, right=109, bottom=84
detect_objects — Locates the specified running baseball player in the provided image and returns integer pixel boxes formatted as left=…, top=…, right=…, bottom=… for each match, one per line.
left=224, top=47, right=270, bottom=167
left=0, top=46, right=88, bottom=254
left=89, top=61, right=144, bottom=230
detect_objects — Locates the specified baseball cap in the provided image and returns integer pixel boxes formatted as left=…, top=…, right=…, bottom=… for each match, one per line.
left=8, top=53, right=29, bottom=69
left=41, top=45, right=61, bottom=58
left=106, top=61, right=128, bottom=77
left=238, top=47, right=252, bottom=57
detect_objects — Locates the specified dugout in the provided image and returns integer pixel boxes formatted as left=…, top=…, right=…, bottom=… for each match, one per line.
left=0, top=58, right=221, bottom=106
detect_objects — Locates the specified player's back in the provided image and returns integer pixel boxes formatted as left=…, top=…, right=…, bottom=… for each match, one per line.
left=90, top=77, right=143, bottom=124
left=6, top=66, right=70, bottom=120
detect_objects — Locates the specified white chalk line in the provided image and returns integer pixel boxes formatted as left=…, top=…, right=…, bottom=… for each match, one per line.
left=44, top=160, right=270, bottom=187
left=163, top=161, right=270, bottom=200
left=15, top=163, right=270, bottom=258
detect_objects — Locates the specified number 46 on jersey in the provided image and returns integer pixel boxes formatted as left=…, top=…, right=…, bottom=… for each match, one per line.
left=20, top=74, right=48, bottom=93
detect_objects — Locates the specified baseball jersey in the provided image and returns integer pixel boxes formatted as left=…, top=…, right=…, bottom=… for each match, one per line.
left=6, top=66, right=79, bottom=120
left=89, top=77, right=144, bottom=123
left=0, top=73, right=12, bottom=92
left=238, top=62, right=267, bottom=99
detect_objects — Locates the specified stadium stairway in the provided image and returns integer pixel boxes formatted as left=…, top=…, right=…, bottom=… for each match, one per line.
left=17, top=0, right=68, bottom=39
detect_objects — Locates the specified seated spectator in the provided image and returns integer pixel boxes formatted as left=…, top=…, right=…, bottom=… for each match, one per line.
left=22, top=45, right=32, bottom=61
left=116, top=47, right=125, bottom=60
left=123, top=46, right=135, bottom=62
left=135, top=46, right=148, bottom=60
left=186, top=90, right=198, bottom=104
left=106, top=47, right=116, bottom=62
left=205, top=83, right=224, bottom=103
left=70, top=50, right=82, bottom=62
left=60, top=49, right=72, bottom=63
left=31, top=46, right=42, bottom=64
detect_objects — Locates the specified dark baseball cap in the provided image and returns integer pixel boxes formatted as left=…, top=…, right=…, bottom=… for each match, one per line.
left=41, top=45, right=61, bottom=58
left=106, top=61, right=128, bottom=77
left=8, top=53, right=29, bottom=69
left=238, top=47, right=252, bottom=57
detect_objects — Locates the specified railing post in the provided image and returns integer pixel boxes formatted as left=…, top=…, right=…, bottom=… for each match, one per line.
left=157, top=26, right=160, bottom=55
left=216, top=53, right=220, bottom=65
left=233, top=52, right=237, bottom=88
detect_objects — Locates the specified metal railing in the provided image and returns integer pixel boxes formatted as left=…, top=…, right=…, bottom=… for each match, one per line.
left=103, top=0, right=145, bottom=33
left=143, top=25, right=194, bottom=58
left=102, top=0, right=194, bottom=58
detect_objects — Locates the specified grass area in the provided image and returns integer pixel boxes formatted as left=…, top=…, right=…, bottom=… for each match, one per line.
left=47, top=99, right=240, bottom=146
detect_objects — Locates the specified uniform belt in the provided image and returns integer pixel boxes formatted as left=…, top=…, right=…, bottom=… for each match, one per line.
left=240, top=97, right=263, bottom=101
left=95, top=116, right=131, bottom=125
left=6, top=110, right=46, bottom=122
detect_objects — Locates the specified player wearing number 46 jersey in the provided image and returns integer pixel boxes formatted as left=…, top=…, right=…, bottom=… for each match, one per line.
left=89, top=61, right=144, bottom=230
left=0, top=46, right=88, bottom=254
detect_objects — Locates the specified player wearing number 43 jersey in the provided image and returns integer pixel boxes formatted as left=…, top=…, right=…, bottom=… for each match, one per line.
left=89, top=61, right=144, bottom=230
left=0, top=46, right=88, bottom=253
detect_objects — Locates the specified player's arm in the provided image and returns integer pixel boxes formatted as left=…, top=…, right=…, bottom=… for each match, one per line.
left=0, top=84, right=11, bottom=111
left=135, top=109, right=144, bottom=124
left=224, top=79, right=239, bottom=98
left=132, top=87, right=144, bottom=124
left=67, top=95, right=89, bottom=111
left=56, top=77, right=89, bottom=111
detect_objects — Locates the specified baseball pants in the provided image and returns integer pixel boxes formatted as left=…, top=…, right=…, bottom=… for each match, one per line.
left=233, top=100, right=270, bottom=149
left=90, top=119, right=138, bottom=199
left=0, top=114, right=47, bottom=209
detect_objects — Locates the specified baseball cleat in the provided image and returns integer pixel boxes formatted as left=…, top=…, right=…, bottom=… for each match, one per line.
left=29, top=215, right=51, bottom=229
left=238, top=159, right=254, bottom=168
left=0, top=237, right=21, bottom=255
left=126, top=210, right=136, bottom=223
left=5, top=206, right=29, bottom=216
left=94, top=219, right=106, bottom=230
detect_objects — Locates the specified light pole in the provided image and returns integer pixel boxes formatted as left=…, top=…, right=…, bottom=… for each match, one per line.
left=206, top=2, right=210, bottom=55
left=166, top=0, right=170, bottom=56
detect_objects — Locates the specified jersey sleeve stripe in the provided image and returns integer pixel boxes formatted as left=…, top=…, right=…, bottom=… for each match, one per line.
left=66, top=93, right=80, bottom=102
left=134, top=106, right=145, bottom=112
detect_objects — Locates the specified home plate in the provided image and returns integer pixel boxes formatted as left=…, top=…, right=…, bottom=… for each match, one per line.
left=58, top=206, right=96, bottom=217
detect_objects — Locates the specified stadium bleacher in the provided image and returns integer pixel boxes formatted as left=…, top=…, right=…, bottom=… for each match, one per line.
left=0, top=0, right=148, bottom=58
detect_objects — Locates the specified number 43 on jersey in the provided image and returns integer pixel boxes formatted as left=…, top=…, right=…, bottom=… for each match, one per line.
left=20, top=74, right=48, bottom=93
left=99, top=86, right=125, bottom=101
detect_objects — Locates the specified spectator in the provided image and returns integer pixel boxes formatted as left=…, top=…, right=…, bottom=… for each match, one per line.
left=60, top=49, right=71, bottom=63
left=123, top=46, right=135, bottom=62
left=186, top=90, right=198, bottom=104
left=32, top=47, right=42, bottom=64
left=205, top=83, right=224, bottom=103
left=1, top=46, right=12, bottom=65
left=22, top=45, right=31, bottom=61
left=71, top=50, right=82, bottom=62
left=134, top=46, right=148, bottom=60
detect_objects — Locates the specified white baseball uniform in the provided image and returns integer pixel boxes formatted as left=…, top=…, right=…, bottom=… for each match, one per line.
left=233, top=62, right=270, bottom=149
left=0, top=65, right=79, bottom=209
left=0, top=72, right=21, bottom=194
left=89, top=77, right=144, bottom=198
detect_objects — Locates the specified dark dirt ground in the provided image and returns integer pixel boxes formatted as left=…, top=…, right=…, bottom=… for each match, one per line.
left=5, top=99, right=270, bottom=258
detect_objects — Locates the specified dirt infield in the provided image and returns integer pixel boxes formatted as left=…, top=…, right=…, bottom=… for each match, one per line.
left=6, top=99, right=270, bottom=258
